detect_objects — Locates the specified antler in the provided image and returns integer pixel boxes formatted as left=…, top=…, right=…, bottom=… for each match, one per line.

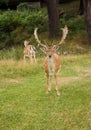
left=59, top=25, right=68, bottom=45
left=53, top=25, right=68, bottom=49
left=34, top=28, right=47, bottom=49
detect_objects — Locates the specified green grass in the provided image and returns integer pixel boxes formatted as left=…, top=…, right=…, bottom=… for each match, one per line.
left=0, top=53, right=91, bottom=130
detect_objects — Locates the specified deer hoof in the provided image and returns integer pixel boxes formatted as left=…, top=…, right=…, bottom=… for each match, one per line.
left=48, top=88, right=51, bottom=92
left=57, top=91, right=60, bottom=96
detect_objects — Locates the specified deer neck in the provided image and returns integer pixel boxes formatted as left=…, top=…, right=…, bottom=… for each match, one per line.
left=47, top=55, right=55, bottom=76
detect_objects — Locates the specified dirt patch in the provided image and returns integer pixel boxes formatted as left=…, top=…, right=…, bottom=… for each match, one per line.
left=3, top=78, right=25, bottom=84
left=58, top=77, right=82, bottom=84
left=83, top=67, right=91, bottom=76
left=58, top=67, right=91, bottom=84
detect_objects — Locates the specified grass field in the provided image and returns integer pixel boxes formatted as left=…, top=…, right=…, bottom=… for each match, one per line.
left=0, top=53, right=91, bottom=130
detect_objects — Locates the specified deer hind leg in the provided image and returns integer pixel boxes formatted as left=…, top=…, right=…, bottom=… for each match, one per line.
left=34, top=55, right=37, bottom=63
left=24, top=55, right=26, bottom=62
left=54, top=74, right=60, bottom=96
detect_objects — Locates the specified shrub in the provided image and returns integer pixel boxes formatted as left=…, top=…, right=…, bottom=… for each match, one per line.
left=0, top=10, right=23, bottom=46
left=0, top=10, right=48, bottom=47
left=0, top=9, right=86, bottom=48
left=17, top=2, right=30, bottom=12
left=17, top=2, right=40, bottom=12
left=22, top=12, right=48, bottom=33
left=60, top=16, right=86, bottom=39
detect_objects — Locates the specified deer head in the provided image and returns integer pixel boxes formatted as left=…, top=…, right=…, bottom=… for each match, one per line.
left=34, top=25, right=68, bottom=57
left=24, top=40, right=29, bottom=47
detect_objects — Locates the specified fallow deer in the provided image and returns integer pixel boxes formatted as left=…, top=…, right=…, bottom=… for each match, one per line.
left=34, top=26, right=68, bottom=96
left=23, top=40, right=36, bottom=63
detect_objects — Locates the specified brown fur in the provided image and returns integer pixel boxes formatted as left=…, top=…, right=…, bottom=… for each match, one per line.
left=43, top=49, right=61, bottom=96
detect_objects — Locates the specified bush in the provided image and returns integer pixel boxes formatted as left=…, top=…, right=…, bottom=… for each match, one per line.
left=17, top=2, right=30, bottom=12
left=17, top=2, right=40, bottom=12
left=0, top=10, right=48, bottom=47
left=0, top=11, right=22, bottom=32
left=0, top=9, right=86, bottom=48
left=60, top=16, right=86, bottom=38
left=0, top=11, right=20, bottom=47
left=22, top=12, right=48, bottom=33
left=0, top=47, right=23, bottom=60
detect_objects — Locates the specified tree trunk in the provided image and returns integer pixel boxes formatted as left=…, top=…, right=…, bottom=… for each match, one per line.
left=83, top=0, right=91, bottom=45
left=78, top=0, right=84, bottom=15
left=46, top=0, right=60, bottom=38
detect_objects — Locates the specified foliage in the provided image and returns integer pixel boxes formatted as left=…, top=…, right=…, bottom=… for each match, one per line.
left=60, top=16, right=86, bottom=40
left=0, top=0, right=87, bottom=48
left=0, top=0, right=10, bottom=4
left=17, top=2, right=31, bottom=12
left=0, top=9, right=86, bottom=48
left=0, top=10, right=22, bottom=47
left=0, top=10, right=48, bottom=47
left=22, top=11, right=48, bottom=33
left=17, top=2, right=40, bottom=12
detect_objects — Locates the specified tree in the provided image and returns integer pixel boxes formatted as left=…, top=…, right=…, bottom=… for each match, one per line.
left=78, top=0, right=84, bottom=15
left=45, top=0, right=60, bottom=38
left=83, top=0, right=91, bottom=45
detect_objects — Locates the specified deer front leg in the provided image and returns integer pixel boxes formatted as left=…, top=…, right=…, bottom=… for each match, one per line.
left=46, top=74, right=49, bottom=94
left=54, top=74, right=60, bottom=96
left=46, top=74, right=52, bottom=94
left=48, top=76, right=52, bottom=92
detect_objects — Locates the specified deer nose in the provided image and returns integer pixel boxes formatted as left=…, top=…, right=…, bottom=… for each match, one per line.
left=49, top=55, right=51, bottom=58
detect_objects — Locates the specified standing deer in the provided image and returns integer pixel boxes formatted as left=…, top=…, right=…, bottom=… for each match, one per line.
left=23, top=40, right=36, bottom=63
left=34, top=26, right=68, bottom=96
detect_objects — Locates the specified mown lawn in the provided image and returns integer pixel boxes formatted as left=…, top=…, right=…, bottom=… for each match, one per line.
left=0, top=54, right=91, bottom=130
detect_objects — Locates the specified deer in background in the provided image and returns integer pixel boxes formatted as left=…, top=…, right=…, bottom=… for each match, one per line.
left=23, top=40, right=36, bottom=63
left=34, top=25, right=68, bottom=96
